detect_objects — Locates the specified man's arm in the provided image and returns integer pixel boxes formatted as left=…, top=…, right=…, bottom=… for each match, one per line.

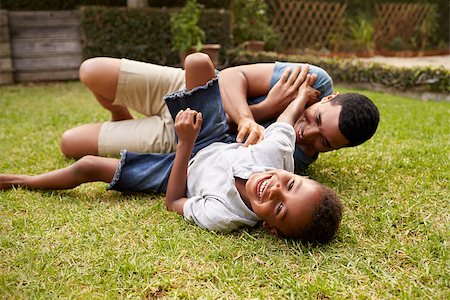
left=165, top=109, right=202, bottom=215
left=219, top=63, right=309, bottom=146
left=218, top=64, right=273, bottom=146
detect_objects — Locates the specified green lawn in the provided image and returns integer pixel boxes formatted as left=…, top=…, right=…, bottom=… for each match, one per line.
left=0, top=81, right=448, bottom=298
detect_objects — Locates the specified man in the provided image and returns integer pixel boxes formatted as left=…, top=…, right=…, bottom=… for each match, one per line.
left=61, top=57, right=379, bottom=172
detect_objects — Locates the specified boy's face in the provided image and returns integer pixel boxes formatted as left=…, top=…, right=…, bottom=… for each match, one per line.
left=293, top=94, right=349, bottom=155
left=245, top=169, right=322, bottom=237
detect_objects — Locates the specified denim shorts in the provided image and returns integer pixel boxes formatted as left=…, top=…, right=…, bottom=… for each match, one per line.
left=108, top=77, right=232, bottom=193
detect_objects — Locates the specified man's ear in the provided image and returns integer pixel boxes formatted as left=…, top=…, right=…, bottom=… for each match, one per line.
left=321, top=92, right=339, bottom=103
left=263, top=221, right=280, bottom=236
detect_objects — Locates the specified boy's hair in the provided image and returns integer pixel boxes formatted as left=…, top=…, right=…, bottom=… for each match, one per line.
left=332, top=93, right=380, bottom=147
left=296, top=185, right=343, bottom=244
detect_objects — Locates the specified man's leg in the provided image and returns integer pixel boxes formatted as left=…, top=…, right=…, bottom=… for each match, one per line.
left=61, top=58, right=185, bottom=159
left=79, top=57, right=133, bottom=121
left=184, top=53, right=216, bottom=90
left=61, top=57, right=126, bottom=158
left=0, top=156, right=119, bottom=190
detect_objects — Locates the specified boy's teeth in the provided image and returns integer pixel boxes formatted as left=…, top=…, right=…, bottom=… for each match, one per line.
left=258, top=179, right=269, bottom=199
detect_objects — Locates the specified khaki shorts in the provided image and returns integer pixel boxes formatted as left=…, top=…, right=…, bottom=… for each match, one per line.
left=98, top=58, right=185, bottom=156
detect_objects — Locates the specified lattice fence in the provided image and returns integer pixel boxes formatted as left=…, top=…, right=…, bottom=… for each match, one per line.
left=267, top=0, right=346, bottom=52
left=374, top=2, right=434, bottom=50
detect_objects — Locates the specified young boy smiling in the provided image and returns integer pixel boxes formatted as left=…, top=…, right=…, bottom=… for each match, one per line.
left=0, top=54, right=342, bottom=243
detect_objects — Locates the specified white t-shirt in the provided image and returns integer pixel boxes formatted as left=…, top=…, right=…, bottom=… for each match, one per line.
left=183, top=122, right=296, bottom=231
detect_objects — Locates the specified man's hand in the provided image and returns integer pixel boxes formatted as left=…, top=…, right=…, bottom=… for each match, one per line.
left=174, top=108, right=202, bottom=146
left=261, top=65, right=310, bottom=116
left=277, top=73, right=320, bottom=125
left=236, top=118, right=265, bottom=147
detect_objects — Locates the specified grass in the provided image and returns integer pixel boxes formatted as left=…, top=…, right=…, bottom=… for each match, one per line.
left=0, top=81, right=449, bottom=299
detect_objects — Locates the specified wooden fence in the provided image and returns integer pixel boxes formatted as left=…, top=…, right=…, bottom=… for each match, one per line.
left=374, top=2, right=434, bottom=51
left=1, top=10, right=82, bottom=84
left=267, top=0, right=347, bottom=52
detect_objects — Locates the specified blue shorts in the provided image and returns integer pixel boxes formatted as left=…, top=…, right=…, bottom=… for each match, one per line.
left=108, top=77, right=232, bottom=193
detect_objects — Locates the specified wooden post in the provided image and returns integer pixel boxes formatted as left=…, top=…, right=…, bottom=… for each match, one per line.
left=0, top=9, right=14, bottom=85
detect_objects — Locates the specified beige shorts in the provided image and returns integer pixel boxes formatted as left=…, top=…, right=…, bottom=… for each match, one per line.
left=98, top=58, right=185, bottom=156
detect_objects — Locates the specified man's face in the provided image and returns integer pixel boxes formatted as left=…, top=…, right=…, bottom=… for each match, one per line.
left=293, top=94, right=350, bottom=155
left=245, top=169, right=322, bottom=237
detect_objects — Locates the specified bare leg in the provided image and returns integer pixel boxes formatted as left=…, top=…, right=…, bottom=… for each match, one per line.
left=0, top=156, right=119, bottom=190
left=184, top=53, right=216, bottom=90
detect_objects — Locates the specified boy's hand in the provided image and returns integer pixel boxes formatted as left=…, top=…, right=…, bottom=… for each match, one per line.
left=277, top=73, right=320, bottom=125
left=174, top=108, right=202, bottom=146
left=296, top=73, right=320, bottom=107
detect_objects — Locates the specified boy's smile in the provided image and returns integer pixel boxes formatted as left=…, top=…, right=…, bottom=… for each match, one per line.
left=245, top=169, right=322, bottom=237
left=293, top=95, right=349, bottom=157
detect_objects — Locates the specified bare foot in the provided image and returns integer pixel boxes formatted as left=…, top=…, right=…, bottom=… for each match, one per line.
left=0, top=174, right=24, bottom=190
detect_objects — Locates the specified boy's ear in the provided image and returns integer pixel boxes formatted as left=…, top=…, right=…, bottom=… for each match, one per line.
left=321, top=92, right=339, bottom=103
left=263, top=221, right=280, bottom=236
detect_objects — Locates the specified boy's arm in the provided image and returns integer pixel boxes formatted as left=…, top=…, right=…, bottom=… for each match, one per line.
left=166, top=109, right=202, bottom=215
left=277, top=72, right=320, bottom=126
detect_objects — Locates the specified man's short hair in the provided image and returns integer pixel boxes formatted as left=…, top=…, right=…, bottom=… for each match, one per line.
left=332, top=93, right=380, bottom=147
left=298, top=185, right=343, bottom=244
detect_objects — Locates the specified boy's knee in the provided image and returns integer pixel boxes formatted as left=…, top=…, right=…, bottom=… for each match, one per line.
left=184, top=53, right=213, bottom=71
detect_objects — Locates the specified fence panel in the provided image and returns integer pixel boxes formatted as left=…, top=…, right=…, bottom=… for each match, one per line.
left=374, top=3, right=433, bottom=50
left=267, top=0, right=346, bottom=52
left=8, top=10, right=82, bottom=82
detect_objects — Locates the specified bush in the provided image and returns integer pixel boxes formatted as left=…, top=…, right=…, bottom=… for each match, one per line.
left=80, top=6, right=231, bottom=66
left=228, top=50, right=450, bottom=93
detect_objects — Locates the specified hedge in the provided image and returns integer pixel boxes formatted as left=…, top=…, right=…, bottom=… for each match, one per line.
left=228, top=51, right=450, bottom=93
left=80, top=6, right=231, bottom=66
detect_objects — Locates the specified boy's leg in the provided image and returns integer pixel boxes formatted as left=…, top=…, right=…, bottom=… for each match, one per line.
left=0, top=156, right=119, bottom=190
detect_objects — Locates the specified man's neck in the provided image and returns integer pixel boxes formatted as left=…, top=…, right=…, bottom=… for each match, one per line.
left=234, top=177, right=252, bottom=211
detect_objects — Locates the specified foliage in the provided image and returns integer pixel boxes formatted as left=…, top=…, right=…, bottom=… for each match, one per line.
left=230, top=0, right=275, bottom=45
left=80, top=6, right=178, bottom=65
left=0, top=81, right=448, bottom=298
left=347, top=17, right=374, bottom=52
left=80, top=6, right=230, bottom=66
left=228, top=50, right=450, bottom=93
left=170, top=0, right=205, bottom=52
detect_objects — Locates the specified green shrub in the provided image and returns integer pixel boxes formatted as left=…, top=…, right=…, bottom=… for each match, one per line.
left=230, top=0, right=275, bottom=45
left=228, top=50, right=450, bottom=93
left=80, top=6, right=231, bottom=66
left=170, top=0, right=205, bottom=52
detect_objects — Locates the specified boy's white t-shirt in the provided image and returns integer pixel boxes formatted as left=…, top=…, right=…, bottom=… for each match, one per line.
left=183, top=122, right=296, bottom=231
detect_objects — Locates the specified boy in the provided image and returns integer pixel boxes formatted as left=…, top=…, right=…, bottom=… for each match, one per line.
left=0, top=54, right=342, bottom=243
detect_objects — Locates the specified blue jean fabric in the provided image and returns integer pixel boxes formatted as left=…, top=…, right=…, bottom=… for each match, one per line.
left=108, top=77, right=232, bottom=193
